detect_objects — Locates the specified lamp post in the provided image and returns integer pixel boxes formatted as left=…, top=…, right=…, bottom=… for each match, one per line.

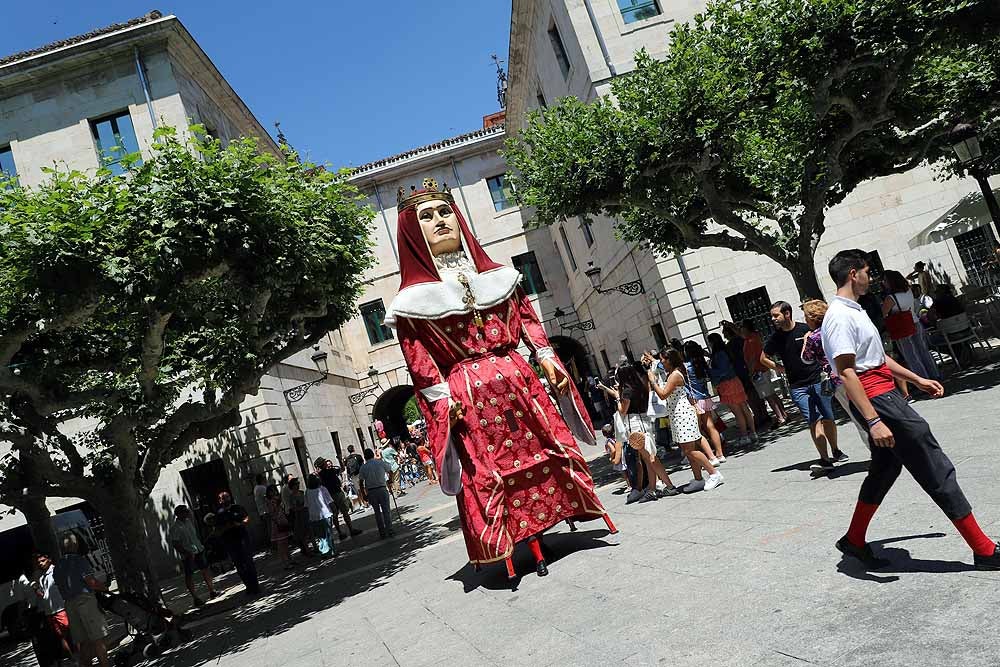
left=348, top=366, right=382, bottom=405
left=283, top=348, right=330, bottom=403
left=552, top=307, right=595, bottom=332
left=584, top=261, right=645, bottom=296
left=950, top=123, right=1000, bottom=228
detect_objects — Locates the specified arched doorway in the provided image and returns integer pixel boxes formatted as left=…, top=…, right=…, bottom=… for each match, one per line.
left=549, top=335, right=593, bottom=383
left=371, top=385, right=415, bottom=440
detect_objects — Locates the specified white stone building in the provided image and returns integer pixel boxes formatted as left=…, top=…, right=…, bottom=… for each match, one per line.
left=0, top=12, right=377, bottom=575
left=507, top=0, right=999, bottom=364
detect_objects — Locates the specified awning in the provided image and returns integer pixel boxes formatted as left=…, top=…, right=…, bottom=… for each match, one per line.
left=908, top=187, right=1000, bottom=249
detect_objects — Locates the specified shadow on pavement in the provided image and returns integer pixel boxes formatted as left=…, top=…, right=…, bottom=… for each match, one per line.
left=140, top=511, right=458, bottom=667
left=446, top=528, right=616, bottom=593
left=835, top=532, right=976, bottom=582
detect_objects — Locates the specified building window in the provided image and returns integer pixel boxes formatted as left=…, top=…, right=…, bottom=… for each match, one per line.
left=954, top=227, right=1000, bottom=287
left=621, top=338, right=634, bottom=362
left=651, top=323, right=667, bottom=350
left=330, top=431, right=343, bottom=467
left=487, top=174, right=515, bottom=211
left=548, top=23, right=571, bottom=78
left=512, top=251, right=547, bottom=295
left=618, top=0, right=662, bottom=24
left=559, top=226, right=577, bottom=271
left=600, top=349, right=611, bottom=372
left=579, top=217, right=595, bottom=248
left=90, top=111, right=141, bottom=176
left=356, top=427, right=366, bottom=449
left=536, top=89, right=547, bottom=108
left=360, top=299, right=393, bottom=345
left=726, top=286, right=772, bottom=340
left=0, top=146, right=16, bottom=188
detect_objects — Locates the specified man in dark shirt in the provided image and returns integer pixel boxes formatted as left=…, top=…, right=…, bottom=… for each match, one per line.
left=317, top=458, right=362, bottom=540
left=760, top=301, right=848, bottom=473
left=214, top=491, right=260, bottom=597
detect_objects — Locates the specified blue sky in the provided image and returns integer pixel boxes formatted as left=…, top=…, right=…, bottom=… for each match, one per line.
left=0, top=1, right=512, bottom=168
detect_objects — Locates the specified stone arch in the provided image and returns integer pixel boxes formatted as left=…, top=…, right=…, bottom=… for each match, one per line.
left=371, top=384, right=416, bottom=440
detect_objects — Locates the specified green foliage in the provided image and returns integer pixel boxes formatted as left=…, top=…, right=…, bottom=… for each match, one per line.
left=0, top=126, right=375, bottom=499
left=506, top=0, right=1000, bottom=297
left=403, top=395, right=421, bottom=426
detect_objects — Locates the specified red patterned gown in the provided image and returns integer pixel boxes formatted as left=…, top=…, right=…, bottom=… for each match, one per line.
left=397, top=288, right=607, bottom=565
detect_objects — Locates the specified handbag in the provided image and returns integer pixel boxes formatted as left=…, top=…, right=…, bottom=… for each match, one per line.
left=820, top=373, right=835, bottom=396
left=885, top=294, right=916, bottom=340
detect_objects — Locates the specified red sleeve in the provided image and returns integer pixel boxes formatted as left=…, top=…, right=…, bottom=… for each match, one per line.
left=397, top=318, right=453, bottom=483
left=514, top=288, right=555, bottom=359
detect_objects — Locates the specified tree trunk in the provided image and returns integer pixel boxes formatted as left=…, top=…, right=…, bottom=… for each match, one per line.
left=21, top=495, right=60, bottom=559
left=785, top=258, right=825, bottom=301
left=94, top=481, right=160, bottom=603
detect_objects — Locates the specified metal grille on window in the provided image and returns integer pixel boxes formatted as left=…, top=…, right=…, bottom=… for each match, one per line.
left=725, top=286, right=773, bottom=341
left=954, top=226, right=1000, bottom=287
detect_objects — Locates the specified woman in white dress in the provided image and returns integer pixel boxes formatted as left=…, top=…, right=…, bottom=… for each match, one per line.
left=644, top=349, right=724, bottom=492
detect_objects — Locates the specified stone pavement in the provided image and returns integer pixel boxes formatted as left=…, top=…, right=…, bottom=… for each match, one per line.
left=5, top=363, right=1000, bottom=667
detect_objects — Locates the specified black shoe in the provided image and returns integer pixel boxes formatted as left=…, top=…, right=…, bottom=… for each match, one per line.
left=974, top=543, right=1000, bottom=570
left=536, top=560, right=549, bottom=577
left=625, top=489, right=644, bottom=505
left=836, top=535, right=890, bottom=569
left=637, top=491, right=658, bottom=503
left=810, top=459, right=835, bottom=473
left=656, top=486, right=680, bottom=497
left=832, top=450, right=850, bottom=463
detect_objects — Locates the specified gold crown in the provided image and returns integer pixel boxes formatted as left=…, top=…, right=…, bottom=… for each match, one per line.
left=397, top=177, right=454, bottom=212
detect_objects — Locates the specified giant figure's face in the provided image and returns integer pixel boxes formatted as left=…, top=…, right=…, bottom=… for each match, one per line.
left=416, top=199, right=462, bottom=256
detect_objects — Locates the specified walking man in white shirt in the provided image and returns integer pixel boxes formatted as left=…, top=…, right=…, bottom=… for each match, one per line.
left=822, top=249, right=999, bottom=570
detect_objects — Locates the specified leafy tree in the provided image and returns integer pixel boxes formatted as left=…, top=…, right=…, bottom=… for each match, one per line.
left=506, top=0, right=1000, bottom=299
left=403, top=395, right=421, bottom=426
left=0, top=127, right=374, bottom=600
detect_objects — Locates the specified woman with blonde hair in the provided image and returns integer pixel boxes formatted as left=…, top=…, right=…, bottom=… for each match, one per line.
left=800, top=299, right=867, bottom=445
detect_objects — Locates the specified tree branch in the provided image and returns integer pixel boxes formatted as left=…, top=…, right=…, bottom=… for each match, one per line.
left=140, top=311, right=173, bottom=400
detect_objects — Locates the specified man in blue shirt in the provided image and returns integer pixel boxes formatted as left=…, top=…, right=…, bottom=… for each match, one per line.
left=53, top=532, right=109, bottom=667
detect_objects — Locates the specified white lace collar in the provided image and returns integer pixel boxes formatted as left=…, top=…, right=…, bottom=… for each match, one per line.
left=384, top=265, right=522, bottom=327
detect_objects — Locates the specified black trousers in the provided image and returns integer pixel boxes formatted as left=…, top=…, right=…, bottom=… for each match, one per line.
left=851, top=389, right=971, bottom=520
left=226, top=537, right=260, bottom=594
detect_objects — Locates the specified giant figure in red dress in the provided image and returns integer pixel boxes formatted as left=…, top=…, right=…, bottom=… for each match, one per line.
left=386, top=179, right=615, bottom=579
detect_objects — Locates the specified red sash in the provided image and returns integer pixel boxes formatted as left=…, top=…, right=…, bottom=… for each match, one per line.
left=857, top=364, right=895, bottom=399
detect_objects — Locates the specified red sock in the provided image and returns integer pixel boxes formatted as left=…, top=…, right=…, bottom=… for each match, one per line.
left=952, top=513, right=996, bottom=556
left=846, top=501, right=879, bottom=547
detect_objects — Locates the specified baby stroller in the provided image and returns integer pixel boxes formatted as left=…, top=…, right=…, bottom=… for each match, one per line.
left=97, top=590, right=193, bottom=662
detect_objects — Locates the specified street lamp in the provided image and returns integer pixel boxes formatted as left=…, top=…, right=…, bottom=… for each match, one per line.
left=552, top=307, right=595, bottom=332
left=348, top=366, right=382, bottom=405
left=584, top=261, right=645, bottom=296
left=283, top=347, right=330, bottom=403
left=950, top=123, right=1000, bottom=228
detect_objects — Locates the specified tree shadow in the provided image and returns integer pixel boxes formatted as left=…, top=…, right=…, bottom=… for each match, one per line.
left=138, top=512, right=458, bottom=667
left=446, top=528, right=616, bottom=593
left=835, top=532, right=976, bottom=583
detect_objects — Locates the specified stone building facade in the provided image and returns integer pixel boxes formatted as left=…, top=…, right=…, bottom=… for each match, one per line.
left=507, top=0, right=997, bottom=366
left=0, top=12, right=376, bottom=574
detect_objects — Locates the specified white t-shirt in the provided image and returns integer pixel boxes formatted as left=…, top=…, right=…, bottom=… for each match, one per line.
left=646, top=365, right=668, bottom=418
left=820, top=296, right=886, bottom=377
left=306, top=486, right=334, bottom=522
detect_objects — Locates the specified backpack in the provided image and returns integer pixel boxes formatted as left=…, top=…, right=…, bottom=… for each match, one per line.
left=346, top=454, right=362, bottom=476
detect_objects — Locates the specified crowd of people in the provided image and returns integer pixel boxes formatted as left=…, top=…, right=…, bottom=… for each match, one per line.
left=590, top=256, right=985, bottom=503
